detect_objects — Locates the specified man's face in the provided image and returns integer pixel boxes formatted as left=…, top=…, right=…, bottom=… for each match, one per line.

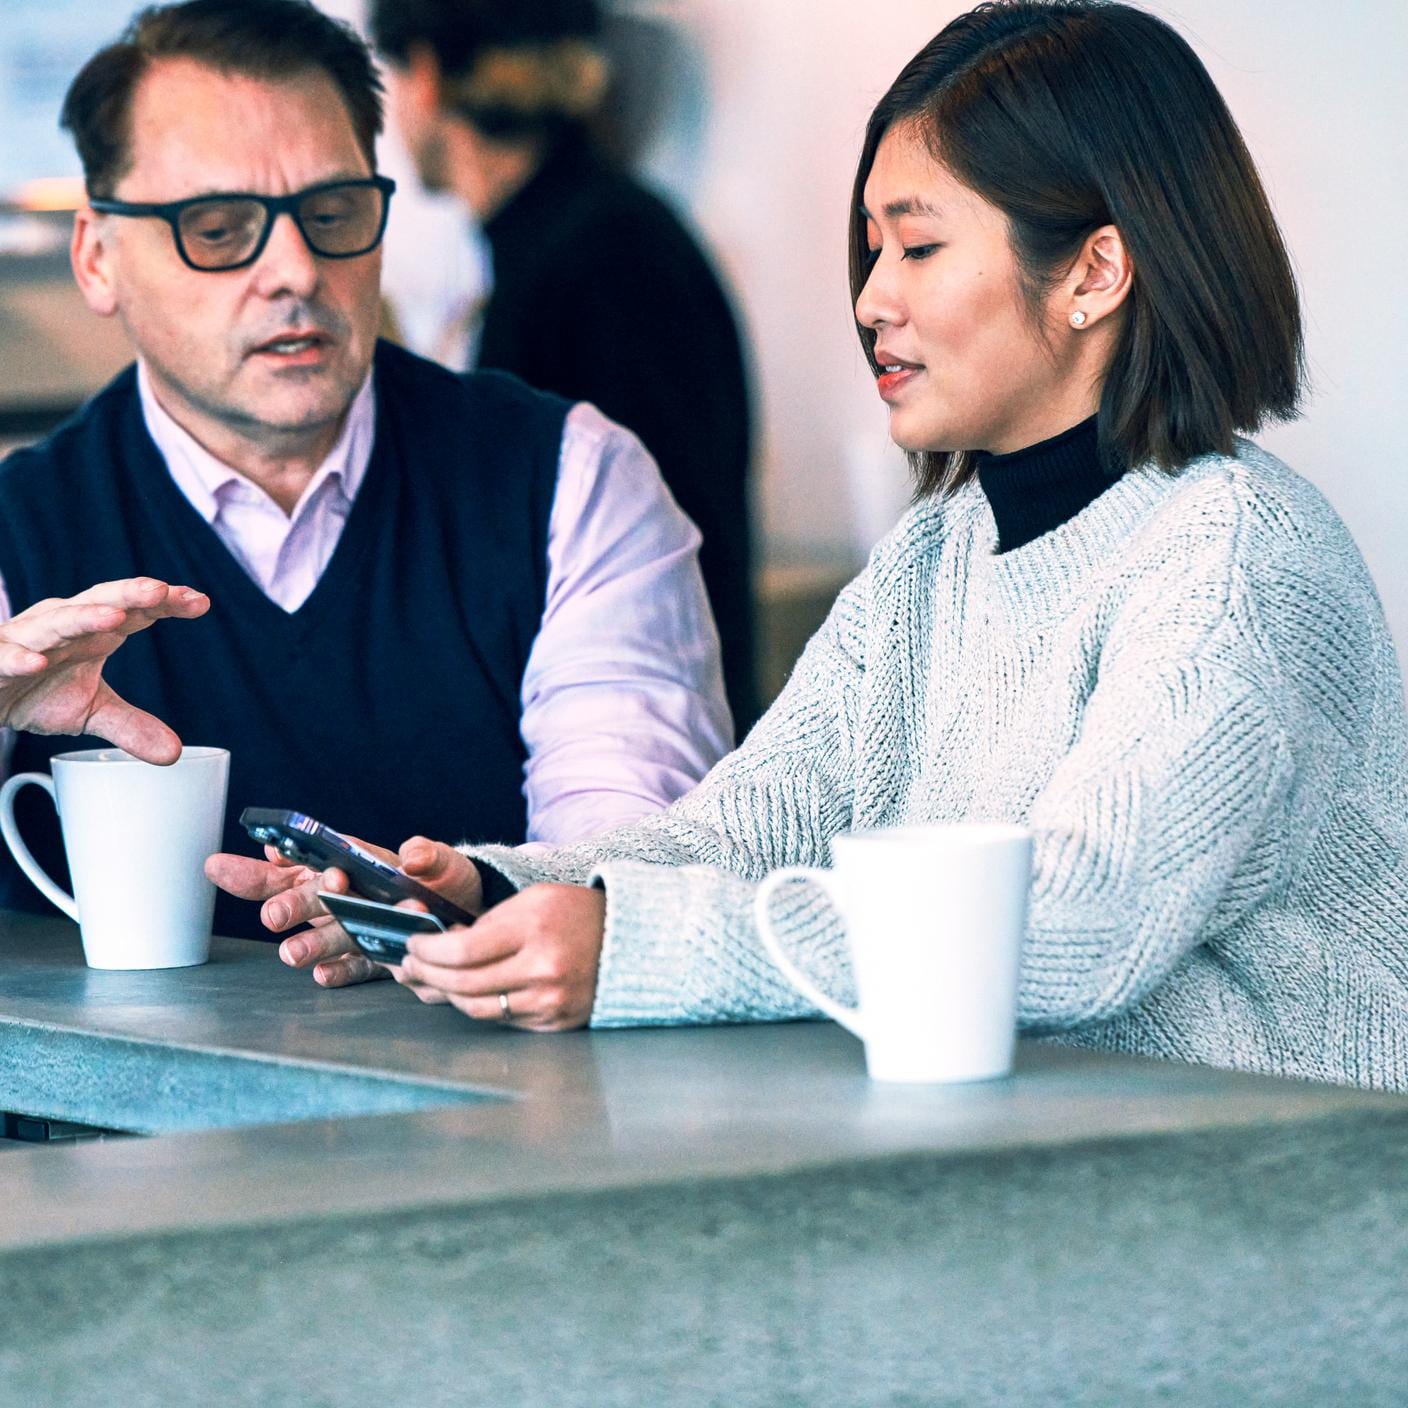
left=384, top=61, right=449, bottom=193
left=75, top=58, right=383, bottom=458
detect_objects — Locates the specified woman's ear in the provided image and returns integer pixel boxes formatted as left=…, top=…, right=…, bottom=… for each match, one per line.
left=1065, top=224, right=1132, bottom=330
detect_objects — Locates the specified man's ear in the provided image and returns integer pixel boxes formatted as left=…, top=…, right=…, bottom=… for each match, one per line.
left=405, top=41, right=447, bottom=118
left=71, top=206, right=120, bottom=318
left=1065, top=224, right=1133, bottom=330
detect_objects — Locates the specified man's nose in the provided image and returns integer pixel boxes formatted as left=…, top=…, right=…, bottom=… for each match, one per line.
left=250, top=210, right=320, bottom=301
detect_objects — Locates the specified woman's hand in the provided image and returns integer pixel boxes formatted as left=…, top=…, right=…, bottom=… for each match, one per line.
left=398, top=882, right=606, bottom=1031
left=205, top=835, right=484, bottom=990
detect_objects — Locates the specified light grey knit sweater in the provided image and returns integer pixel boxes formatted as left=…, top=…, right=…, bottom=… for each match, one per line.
left=467, top=440, right=1408, bottom=1090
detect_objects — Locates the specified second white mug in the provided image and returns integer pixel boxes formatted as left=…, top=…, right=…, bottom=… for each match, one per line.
left=754, top=823, right=1033, bottom=1083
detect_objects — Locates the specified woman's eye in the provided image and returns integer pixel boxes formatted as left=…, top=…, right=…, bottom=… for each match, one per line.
left=864, top=245, right=881, bottom=268
left=901, top=244, right=940, bottom=262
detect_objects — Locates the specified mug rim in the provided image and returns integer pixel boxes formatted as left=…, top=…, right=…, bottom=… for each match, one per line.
left=50, top=746, right=229, bottom=765
left=834, top=822, right=1031, bottom=848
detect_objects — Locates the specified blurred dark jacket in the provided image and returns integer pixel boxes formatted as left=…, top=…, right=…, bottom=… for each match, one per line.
left=477, top=133, right=758, bottom=736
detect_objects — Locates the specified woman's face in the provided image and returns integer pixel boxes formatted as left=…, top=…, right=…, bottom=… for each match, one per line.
left=856, top=124, right=1092, bottom=455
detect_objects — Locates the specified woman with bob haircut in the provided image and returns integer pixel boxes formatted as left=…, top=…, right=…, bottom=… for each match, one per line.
left=236, top=0, right=1408, bottom=1089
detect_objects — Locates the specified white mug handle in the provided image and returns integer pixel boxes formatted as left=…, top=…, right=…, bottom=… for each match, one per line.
left=753, top=866, right=866, bottom=1039
left=0, top=772, right=79, bottom=921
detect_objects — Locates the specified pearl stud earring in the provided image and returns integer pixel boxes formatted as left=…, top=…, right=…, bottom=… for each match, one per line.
left=1070, top=310, right=1088, bottom=327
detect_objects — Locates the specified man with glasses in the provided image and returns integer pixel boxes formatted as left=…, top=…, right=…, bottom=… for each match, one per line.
left=0, top=0, right=730, bottom=957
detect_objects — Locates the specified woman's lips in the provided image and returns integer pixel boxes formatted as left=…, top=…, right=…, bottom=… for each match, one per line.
left=877, top=364, right=923, bottom=400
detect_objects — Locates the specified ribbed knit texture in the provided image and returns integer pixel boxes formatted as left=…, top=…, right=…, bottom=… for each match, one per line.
left=463, top=440, right=1408, bottom=1090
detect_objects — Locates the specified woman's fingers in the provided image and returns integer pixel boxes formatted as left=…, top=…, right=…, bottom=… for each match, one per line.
left=398, top=945, right=523, bottom=998
left=402, top=914, right=519, bottom=972
left=444, top=992, right=525, bottom=1023
left=398, top=884, right=605, bottom=1031
left=398, top=836, right=484, bottom=914
left=388, top=969, right=453, bottom=1003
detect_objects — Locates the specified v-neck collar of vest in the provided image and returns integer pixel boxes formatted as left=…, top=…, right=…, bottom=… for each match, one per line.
left=124, top=364, right=396, bottom=638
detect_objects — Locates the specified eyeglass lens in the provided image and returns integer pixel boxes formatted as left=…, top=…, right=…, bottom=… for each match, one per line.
left=176, top=184, right=387, bottom=270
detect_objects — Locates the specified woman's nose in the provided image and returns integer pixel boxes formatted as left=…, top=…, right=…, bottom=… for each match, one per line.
left=855, top=256, right=901, bottom=331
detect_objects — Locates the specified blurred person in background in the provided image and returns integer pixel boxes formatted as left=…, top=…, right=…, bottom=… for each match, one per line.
left=233, top=0, right=1408, bottom=1091
left=370, top=0, right=760, bottom=735
left=0, top=0, right=731, bottom=945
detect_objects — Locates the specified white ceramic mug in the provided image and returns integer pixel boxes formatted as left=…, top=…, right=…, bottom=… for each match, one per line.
left=753, top=823, right=1033, bottom=1083
left=0, top=746, right=230, bottom=970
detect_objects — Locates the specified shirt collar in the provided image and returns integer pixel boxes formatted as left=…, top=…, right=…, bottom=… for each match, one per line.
left=136, top=361, right=377, bottom=522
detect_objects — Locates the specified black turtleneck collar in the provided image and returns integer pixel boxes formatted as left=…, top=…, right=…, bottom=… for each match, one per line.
left=973, top=415, right=1121, bottom=553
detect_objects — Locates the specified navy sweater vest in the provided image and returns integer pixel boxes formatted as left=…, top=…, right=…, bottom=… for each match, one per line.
left=0, top=340, right=566, bottom=940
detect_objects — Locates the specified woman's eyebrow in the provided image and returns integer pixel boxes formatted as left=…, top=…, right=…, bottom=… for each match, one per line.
left=883, top=196, right=944, bottom=218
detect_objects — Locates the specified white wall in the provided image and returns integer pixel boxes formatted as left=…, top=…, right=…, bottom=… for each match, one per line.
left=613, top=0, right=1408, bottom=659
left=347, top=0, right=1408, bottom=655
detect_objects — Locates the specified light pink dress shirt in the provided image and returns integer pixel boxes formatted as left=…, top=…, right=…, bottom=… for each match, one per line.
left=0, top=364, right=731, bottom=843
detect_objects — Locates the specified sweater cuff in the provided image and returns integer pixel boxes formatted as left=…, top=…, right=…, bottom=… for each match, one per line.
left=456, top=842, right=573, bottom=906
left=588, top=859, right=701, bottom=1026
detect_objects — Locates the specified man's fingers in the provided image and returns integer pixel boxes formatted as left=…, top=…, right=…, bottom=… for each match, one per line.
left=205, top=852, right=316, bottom=902
left=4, top=602, right=127, bottom=654
left=311, top=954, right=388, bottom=987
left=262, top=866, right=347, bottom=934
left=69, top=577, right=207, bottom=613
left=84, top=684, right=184, bottom=764
left=116, top=592, right=210, bottom=636
left=0, top=642, right=47, bottom=678
left=278, top=914, right=355, bottom=967
left=68, top=577, right=169, bottom=608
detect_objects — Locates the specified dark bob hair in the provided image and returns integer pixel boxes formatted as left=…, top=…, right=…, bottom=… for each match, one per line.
left=849, top=0, right=1305, bottom=494
left=60, top=0, right=383, bottom=200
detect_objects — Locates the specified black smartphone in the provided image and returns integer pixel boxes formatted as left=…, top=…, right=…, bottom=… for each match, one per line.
left=239, top=807, right=476, bottom=928
left=317, top=891, right=445, bottom=964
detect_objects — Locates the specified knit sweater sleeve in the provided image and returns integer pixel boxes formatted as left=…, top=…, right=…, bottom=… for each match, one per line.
left=459, top=558, right=872, bottom=1024
left=1016, top=497, right=1365, bottom=1029
left=1017, top=653, right=1293, bottom=1029
left=460, top=471, right=1375, bottom=1036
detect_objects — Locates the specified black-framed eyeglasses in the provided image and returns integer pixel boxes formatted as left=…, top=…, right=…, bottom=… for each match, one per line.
left=88, top=176, right=397, bottom=272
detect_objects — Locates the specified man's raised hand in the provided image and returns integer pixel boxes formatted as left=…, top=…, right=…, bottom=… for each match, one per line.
left=0, top=577, right=209, bottom=764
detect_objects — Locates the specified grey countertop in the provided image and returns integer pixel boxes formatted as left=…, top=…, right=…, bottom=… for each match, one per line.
left=2, top=911, right=1400, bottom=1257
